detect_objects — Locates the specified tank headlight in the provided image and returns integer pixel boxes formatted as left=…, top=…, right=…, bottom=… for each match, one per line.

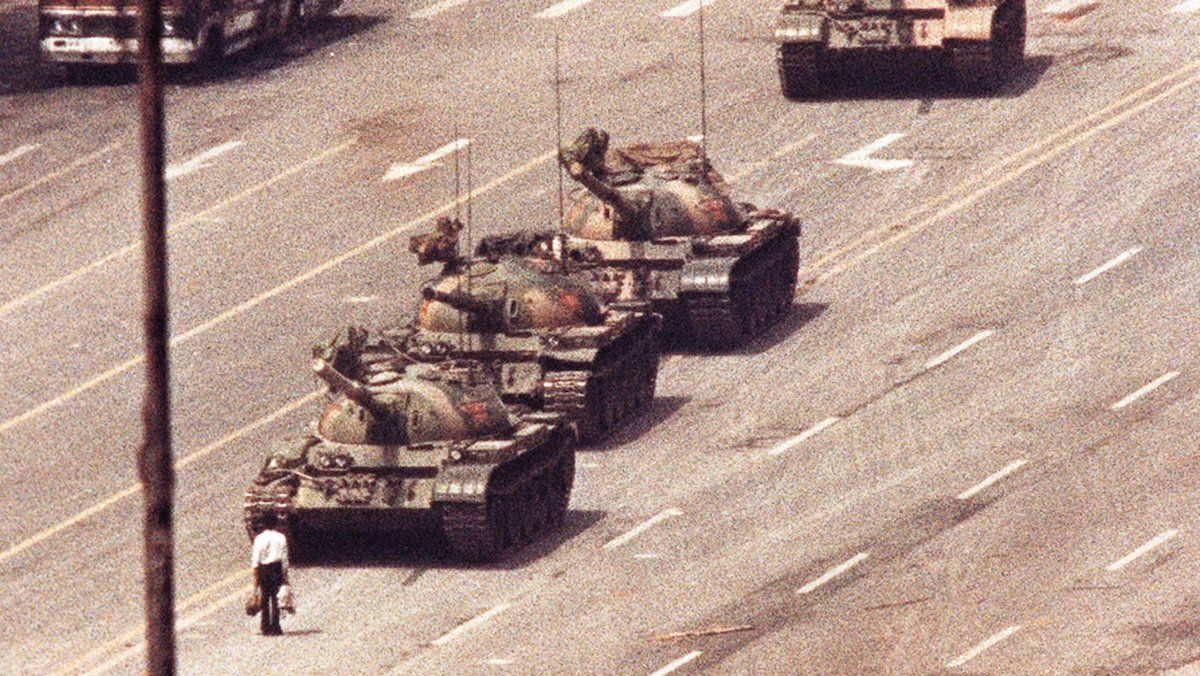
left=335, top=455, right=350, bottom=468
left=318, top=455, right=332, bottom=468
left=50, top=19, right=66, bottom=35
left=162, top=19, right=177, bottom=36
left=67, top=19, right=82, bottom=35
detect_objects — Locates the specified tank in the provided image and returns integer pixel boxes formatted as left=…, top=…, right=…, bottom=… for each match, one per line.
left=774, top=0, right=1026, bottom=97
left=243, top=356, right=576, bottom=561
left=555, top=127, right=802, bottom=349
left=385, top=219, right=661, bottom=443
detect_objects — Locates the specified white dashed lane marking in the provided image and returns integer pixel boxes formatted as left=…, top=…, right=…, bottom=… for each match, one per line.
left=834, top=133, right=914, bottom=172
left=1106, top=530, right=1179, bottom=571
left=924, top=330, right=994, bottom=371
left=649, top=651, right=702, bottom=676
left=662, top=0, right=715, bottom=18
left=947, top=625, right=1023, bottom=669
left=1074, top=246, right=1142, bottom=285
left=0, top=144, right=40, bottom=168
left=1111, top=371, right=1180, bottom=410
left=165, top=140, right=243, bottom=180
left=603, top=508, right=683, bottom=550
left=535, top=0, right=596, bottom=18
left=797, top=552, right=869, bottom=594
left=767, top=417, right=839, bottom=456
left=1172, top=0, right=1200, bottom=13
left=1042, top=0, right=1100, bottom=20
left=432, top=604, right=510, bottom=646
left=957, top=459, right=1028, bottom=500
left=382, top=138, right=471, bottom=181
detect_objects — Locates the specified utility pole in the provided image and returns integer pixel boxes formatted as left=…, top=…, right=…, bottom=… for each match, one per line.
left=136, top=0, right=175, bottom=671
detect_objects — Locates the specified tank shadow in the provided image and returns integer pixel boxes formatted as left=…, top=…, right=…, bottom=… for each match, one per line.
left=583, top=395, right=690, bottom=453
left=787, top=54, right=1052, bottom=103
left=667, top=301, right=827, bottom=357
left=290, top=509, right=606, bottom=571
left=0, top=12, right=384, bottom=94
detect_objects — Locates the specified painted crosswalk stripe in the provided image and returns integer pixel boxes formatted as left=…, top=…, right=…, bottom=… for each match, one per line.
left=382, top=138, right=471, bottom=181
left=1074, top=246, right=1142, bottom=285
left=0, top=144, right=40, bottom=167
left=535, top=0, right=595, bottom=19
left=410, top=0, right=472, bottom=19
left=662, top=0, right=716, bottom=18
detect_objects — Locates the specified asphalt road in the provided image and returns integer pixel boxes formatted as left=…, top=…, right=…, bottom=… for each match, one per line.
left=2, top=0, right=1200, bottom=673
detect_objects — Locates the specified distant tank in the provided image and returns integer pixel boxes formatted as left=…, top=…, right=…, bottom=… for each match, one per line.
left=555, top=128, right=801, bottom=348
left=385, top=217, right=661, bottom=443
left=774, top=0, right=1026, bottom=97
left=243, top=356, right=575, bottom=561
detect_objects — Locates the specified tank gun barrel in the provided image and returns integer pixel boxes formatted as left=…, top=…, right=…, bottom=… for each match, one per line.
left=421, top=287, right=501, bottom=326
left=559, top=157, right=638, bottom=222
left=312, top=358, right=381, bottom=411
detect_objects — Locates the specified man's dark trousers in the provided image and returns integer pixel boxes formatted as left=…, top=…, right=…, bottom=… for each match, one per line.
left=256, top=561, right=284, bottom=635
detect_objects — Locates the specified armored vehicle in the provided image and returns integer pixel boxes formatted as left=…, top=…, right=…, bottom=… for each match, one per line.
left=774, top=0, right=1027, bottom=97
left=392, top=218, right=661, bottom=443
left=556, top=128, right=801, bottom=349
left=243, top=355, right=575, bottom=562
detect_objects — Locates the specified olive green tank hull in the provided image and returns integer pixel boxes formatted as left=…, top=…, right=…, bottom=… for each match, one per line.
left=244, top=417, right=575, bottom=562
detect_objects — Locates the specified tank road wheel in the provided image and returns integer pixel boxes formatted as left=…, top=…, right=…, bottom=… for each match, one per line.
left=952, top=0, right=1026, bottom=92
left=778, top=44, right=825, bottom=99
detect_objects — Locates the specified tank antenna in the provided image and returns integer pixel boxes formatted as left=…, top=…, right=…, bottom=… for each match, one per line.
left=698, top=0, right=709, bottom=162
left=453, top=122, right=462, bottom=225
left=553, top=33, right=568, bottom=262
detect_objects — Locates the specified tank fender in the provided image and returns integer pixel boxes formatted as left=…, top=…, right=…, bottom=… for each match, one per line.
left=432, top=463, right=495, bottom=504
left=945, top=6, right=996, bottom=42
left=680, top=256, right=738, bottom=295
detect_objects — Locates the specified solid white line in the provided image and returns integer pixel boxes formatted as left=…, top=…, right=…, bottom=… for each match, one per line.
left=924, top=330, right=994, bottom=370
left=947, top=625, right=1022, bottom=668
left=1042, top=0, right=1100, bottom=17
left=165, top=140, right=243, bottom=180
left=603, top=508, right=683, bottom=550
left=1111, top=371, right=1180, bottom=410
left=383, top=138, right=471, bottom=181
left=432, top=604, right=510, bottom=646
left=1106, top=529, right=1179, bottom=571
left=649, top=651, right=702, bottom=676
left=534, top=0, right=595, bottom=19
left=662, top=0, right=715, bottom=18
left=834, top=133, right=914, bottom=172
left=1172, top=0, right=1200, bottom=13
left=768, top=417, right=840, bottom=456
left=957, top=459, right=1028, bottom=501
left=410, top=0, right=472, bottom=18
left=797, top=552, right=869, bottom=594
left=1074, top=246, right=1142, bottom=285
left=0, top=144, right=40, bottom=167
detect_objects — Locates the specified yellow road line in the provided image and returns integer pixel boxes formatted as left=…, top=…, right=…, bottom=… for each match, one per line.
left=57, top=567, right=249, bottom=676
left=810, top=67, right=1200, bottom=287
left=0, top=139, right=354, bottom=320
left=0, top=149, right=555, bottom=439
left=0, top=390, right=320, bottom=567
left=804, top=57, right=1200, bottom=277
left=0, top=142, right=120, bottom=210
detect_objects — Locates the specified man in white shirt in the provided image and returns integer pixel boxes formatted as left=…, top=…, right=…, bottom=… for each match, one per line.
left=250, top=513, right=290, bottom=635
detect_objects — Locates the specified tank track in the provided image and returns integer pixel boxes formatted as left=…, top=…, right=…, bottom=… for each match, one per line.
left=950, top=0, right=1026, bottom=91
left=684, top=234, right=800, bottom=348
left=242, top=475, right=299, bottom=540
left=778, top=43, right=825, bottom=99
left=543, top=324, right=659, bottom=443
left=439, top=436, right=575, bottom=561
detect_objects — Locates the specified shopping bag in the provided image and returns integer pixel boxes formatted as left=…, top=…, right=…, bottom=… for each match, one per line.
left=279, top=584, right=296, bottom=614
left=244, top=586, right=262, bottom=616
